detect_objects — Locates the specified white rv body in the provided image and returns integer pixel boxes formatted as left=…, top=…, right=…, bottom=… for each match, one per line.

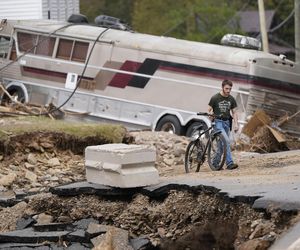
left=0, top=19, right=300, bottom=135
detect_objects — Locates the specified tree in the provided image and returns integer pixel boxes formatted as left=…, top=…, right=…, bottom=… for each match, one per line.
left=80, top=0, right=134, bottom=25
left=132, top=0, right=239, bottom=44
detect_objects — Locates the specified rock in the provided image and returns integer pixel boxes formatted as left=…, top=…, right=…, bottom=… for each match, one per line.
left=28, top=187, right=41, bottom=193
left=86, top=223, right=113, bottom=238
left=47, top=158, right=60, bottom=166
left=0, top=155, right=3, bottom=161
left=8, top=164, right=19, bottom=171
left=27, top=154, right=37, bottom=165
left=24, top=162, right=35, bottom=171
left=50, top=176, right=59, bottom=181
left=239, top=238, right=272, bottom=250
left=163, top=158, right=175, bottom=166
left=249, top=222, right=275, bottom=239
left=40, top=142, right=54, bottom=149
left=47, top=168, right=61, bottom=175
left=34, top=213, right=53, bottom=225
left=57, top=216, right=72, bottom=223
left=0, top=173, right=17, bottom=186
left=0, top=185, right=7, bottom=192
left=173, top=144, right=185, bottom=157
left=92, top=227, right=133, bottom=250
left=157, top=227, right=166, bottom=237
left=28, top=142, right=41, bottom=151
left=0, top=190, right=16, bottom=206
left=0, top=201, right=28, bottom=232
left=25, top=171, right=37, bottom=183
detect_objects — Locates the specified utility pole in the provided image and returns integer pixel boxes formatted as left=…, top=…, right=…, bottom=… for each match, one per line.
left=295, top=0, right=300, bottom=63
left=258, top=0, right=269, bottom=52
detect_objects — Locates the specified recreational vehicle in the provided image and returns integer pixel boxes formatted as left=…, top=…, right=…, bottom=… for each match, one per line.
left=0, top=18, right=300, bottom=136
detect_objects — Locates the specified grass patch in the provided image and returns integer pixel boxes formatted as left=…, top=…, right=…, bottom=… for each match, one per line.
left=0, top=116, right=127, bottom=143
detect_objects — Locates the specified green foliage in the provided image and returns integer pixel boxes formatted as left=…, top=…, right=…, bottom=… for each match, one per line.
left=80, top=0, right=105, bottom=23
left=80, top=0, right=133, bottom=24
left=132, top=0, right=238, bottom=43
left=80, top=0, right=295, bottom=47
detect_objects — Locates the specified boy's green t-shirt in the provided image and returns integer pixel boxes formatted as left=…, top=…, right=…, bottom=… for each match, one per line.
left=208, top=93, right=237, bottom=119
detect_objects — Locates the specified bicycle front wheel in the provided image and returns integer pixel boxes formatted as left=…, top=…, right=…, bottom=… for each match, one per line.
left=207, top=133, right=227, bottom=171
left=184, top=140, right=205, bottom=173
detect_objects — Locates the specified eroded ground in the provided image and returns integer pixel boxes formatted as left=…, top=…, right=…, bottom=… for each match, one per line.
left=0, top=119, right=300, bottom=249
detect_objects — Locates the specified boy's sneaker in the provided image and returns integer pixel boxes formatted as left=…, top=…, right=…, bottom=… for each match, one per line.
left=226, top=163, right=238, bottom=170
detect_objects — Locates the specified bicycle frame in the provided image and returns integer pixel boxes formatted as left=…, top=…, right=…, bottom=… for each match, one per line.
left=191, top=120, right=222, bottom=162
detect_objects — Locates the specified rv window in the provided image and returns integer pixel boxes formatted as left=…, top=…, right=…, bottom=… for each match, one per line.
left=35, top=35, right=55, bottom=56
left=71, top=41, right=88, bottom=62
left=56, top=39, right=73, bottom=60
left=17, top=32, right=37, bottom=53
left=0, top=36, right=10, bottom=59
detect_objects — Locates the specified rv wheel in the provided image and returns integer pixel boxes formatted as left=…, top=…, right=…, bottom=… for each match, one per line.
left=155, top=115, right=183, bottom=135
left=1, top=85, right=26, bottom=105
left=186, top=121, right=208, bottom=138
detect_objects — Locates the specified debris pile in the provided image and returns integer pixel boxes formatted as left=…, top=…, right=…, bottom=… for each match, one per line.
left=124, top=131, right=189, bottom=176
left=240, top=109, right=300, bottom=153
left=0, top=83, right=65, bottom=119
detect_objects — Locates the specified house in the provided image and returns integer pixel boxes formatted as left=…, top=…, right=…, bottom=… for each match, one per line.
left=0, top=0, right=79, bottom=21
left=237, top=10, right=295, bottom=58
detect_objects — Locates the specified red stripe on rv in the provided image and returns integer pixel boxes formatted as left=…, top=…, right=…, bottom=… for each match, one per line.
left=108, top=61, right=142, bottom=88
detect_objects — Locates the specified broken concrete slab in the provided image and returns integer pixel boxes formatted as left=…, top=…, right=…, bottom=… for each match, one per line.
left=0, top=242, right=51, bottom=249
left=33, top=222, right=74, bottom=232
left=73, top=218, right=99, bottom=230
left=85, top=144, right=159, bottom=188
left=0, top=227, right=69, bottom=243
left=65, top=229, right=90, bottom=243
left=86, top=223, right=113, bottom=238
left=85, top=144, right=156, bottom=165
left=0, top=242, right=91, bottom=249
left=16, top=217, right=36, bottom=230
left=50, top=181, right=141, bottom=197
left=130, top=236, right=151, bottom=250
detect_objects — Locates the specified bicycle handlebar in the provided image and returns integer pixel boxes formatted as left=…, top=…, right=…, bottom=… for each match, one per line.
left=196, top=112, right=225, bottom=120
left=197, top=112, right=210, bottom=116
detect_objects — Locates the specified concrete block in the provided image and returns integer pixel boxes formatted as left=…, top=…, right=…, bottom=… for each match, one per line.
left=85, top=144, right=159, bottom=188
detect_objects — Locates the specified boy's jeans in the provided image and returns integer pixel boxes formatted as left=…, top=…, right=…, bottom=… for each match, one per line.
left=214, top=119, right=233, bottom=166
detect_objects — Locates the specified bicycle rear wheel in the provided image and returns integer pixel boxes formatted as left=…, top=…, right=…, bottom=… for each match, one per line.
left=184, top=140, right=205, bottom=173
left=207, top=133, right=227, bottom=171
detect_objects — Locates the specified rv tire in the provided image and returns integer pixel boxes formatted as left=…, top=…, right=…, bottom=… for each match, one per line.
left=1, top=85, right=27, bottom=105
left=155, top=115, right=183, bottom=135
left=186, top=121, right=208, bottom=138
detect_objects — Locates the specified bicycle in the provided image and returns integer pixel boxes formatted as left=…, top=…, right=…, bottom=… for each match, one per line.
left=184, top=112, right=227, bottom=172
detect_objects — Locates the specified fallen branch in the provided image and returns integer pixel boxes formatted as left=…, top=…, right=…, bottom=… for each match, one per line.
left=0, top=82, right=33, bottom=114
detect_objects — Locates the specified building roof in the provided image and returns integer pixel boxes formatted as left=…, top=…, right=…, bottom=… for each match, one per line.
left=238, top=10, right=275, bottom=33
